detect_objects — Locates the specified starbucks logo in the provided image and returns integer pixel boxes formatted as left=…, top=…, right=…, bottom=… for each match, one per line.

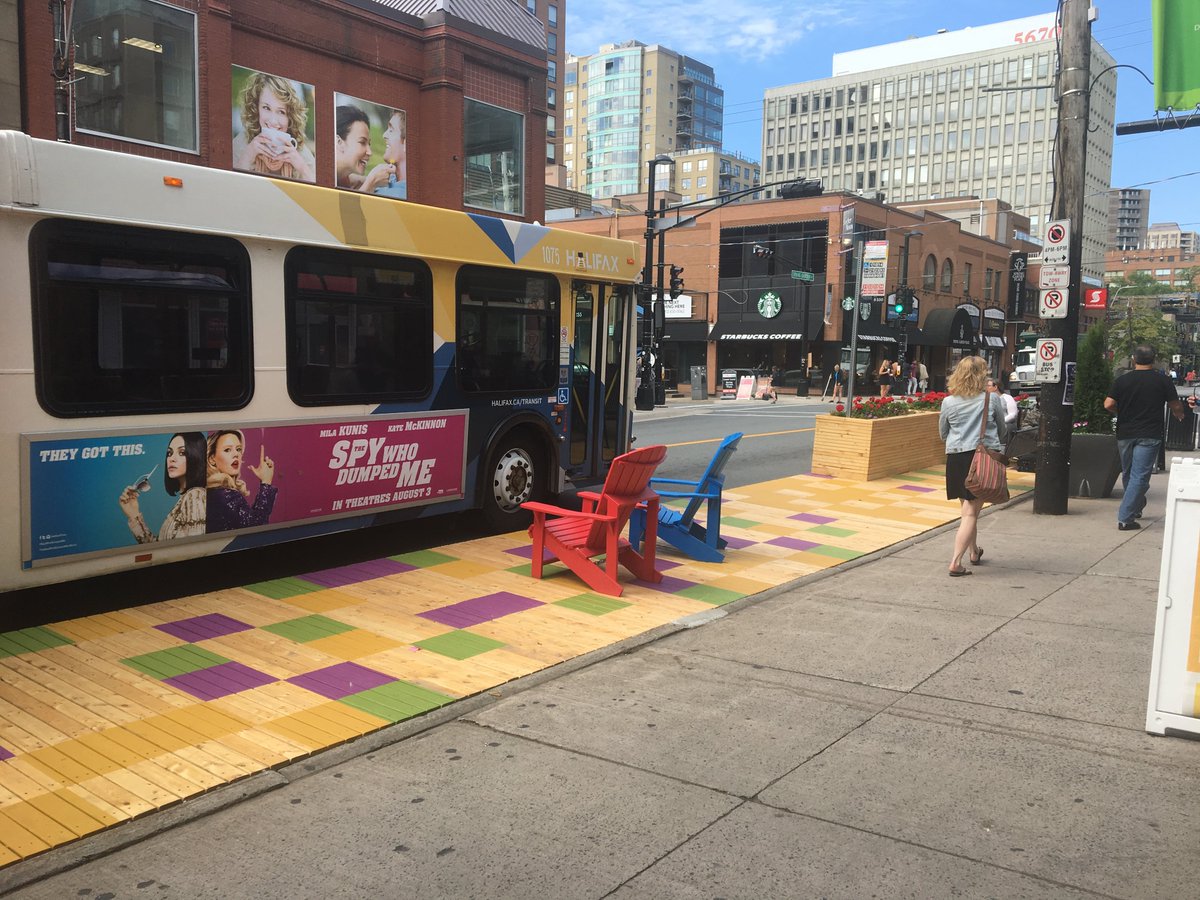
left=757, top=291, right=781, bottom=319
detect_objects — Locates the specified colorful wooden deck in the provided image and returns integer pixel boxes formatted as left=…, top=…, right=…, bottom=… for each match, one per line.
left=0, top=467, right=1033, bottom=866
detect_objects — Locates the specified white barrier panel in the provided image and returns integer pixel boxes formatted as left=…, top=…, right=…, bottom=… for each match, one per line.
left=1146, top=458, right=1200, bottom=736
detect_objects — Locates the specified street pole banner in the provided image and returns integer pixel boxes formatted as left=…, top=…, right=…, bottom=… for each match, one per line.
left=1147, top=457, right=1200, bottom=737
left=860, top=240, right=889, bottom=297
left=1152, top=0, right=1200, bottom=111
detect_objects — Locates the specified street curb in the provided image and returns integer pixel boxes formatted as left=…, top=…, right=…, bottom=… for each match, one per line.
left=0, top=487, right=1031, bottom=893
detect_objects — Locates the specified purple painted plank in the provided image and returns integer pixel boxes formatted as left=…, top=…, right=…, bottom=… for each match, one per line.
left=288, top=662, right=397, bottom=700
left=721, top=535, right=756, bottom=550
left=767, top=537, right=822, bottom=551
left=417, top=592, right=544, bottom=628
left=789, top=512, right=837, bottom=524
left=302, top=558, right=416, bottom=588
left=505, top=545, right=535, bottom=559
left=0, top=745, right=13, bottom=762
left=155, top=613, right=253, bottom=643
left=163, top=661, right=275, bottom=701
left=633, top=573, right=698, bottom=593
left=898, top=484, right=936, bottom=493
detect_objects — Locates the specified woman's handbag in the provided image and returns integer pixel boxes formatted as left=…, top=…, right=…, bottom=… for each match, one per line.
left=964, top=394, right=1010, bottom=503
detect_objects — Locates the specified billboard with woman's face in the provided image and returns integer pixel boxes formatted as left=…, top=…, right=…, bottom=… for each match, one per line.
left=231, top=65, right=317, bottom=183
left=334, top=93, right=407, bottom=200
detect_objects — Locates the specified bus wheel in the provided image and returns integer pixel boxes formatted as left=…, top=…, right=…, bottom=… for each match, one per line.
left=482, top=438, right=543, bottom=530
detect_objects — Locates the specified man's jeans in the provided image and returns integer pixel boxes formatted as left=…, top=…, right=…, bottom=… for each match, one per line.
left=1117, top=437, right=1161, bottom=524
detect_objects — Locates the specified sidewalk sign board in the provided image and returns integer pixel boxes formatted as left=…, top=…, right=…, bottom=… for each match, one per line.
left=1039, top=288, right=1068, bottom=319
left=1146, top=458, right=1200, bottom=737
left=736, top=375, right=757, bottom=400
left=1034, top=338, right=1063, bottom=382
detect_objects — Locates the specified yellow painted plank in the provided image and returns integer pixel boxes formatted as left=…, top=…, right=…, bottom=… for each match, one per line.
left=304, top=631, right=405, bottom=660
left=2, top=797, right=78, bottom=846
left=24, top=789, right=117, bottom=838
left=0, top=808, right=52, bottom=857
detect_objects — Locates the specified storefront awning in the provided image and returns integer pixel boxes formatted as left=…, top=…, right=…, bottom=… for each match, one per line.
left=708, top=321, right=803, bottom=341
left=852, top=321, right=900, bottom=344
left=923, top=307, right=978, bottom=349
left=982, top=336, right=1006, bottom=348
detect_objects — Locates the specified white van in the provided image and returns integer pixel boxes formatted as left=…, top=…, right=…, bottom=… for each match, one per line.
left=1010, top=347, right=1037, bottom=390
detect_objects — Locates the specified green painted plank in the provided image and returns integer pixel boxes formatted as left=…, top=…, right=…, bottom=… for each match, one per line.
left=0, top=627, right=74, bottom=659
left=121, top=645, right=231, bottom=679
left=507, top=562, right=568, bottom=578
left=805, top=545, right=863, bottom=561
left=244, top=577, right=325, bottom=600
left=808, top=525, right=856, bottom=538
left=339, top=681, right=454, bottom=723
left=554, top=593, right=632, bottom=616
left=721, top=517, right=761, bottom=528
left=678, top=585, right=745, bottom=606
left=390, top=549, right=458, bottom=568
left=415, top=630, right=505, bottom=660
left=261, top=615, right=355, bottom=643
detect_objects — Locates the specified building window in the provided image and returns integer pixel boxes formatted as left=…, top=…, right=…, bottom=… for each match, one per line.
left=72, top=0, right=199, bottom=152
left=527, top=0, right=536, bottom=12
left=463, top=99, right=523, bottom=215
left=548, top=5, right=557, bottom=25
left=547, top=32, right=556, bottom=53
left=923, top=254, right=937, bottom=291
left=548, top=60, right=556, bottom=82
left=940, top=259, right=954, bottom=291
left=547, top=87, right=556, bottom=107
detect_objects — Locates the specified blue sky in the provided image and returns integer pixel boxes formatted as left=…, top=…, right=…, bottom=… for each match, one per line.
left=567, top=0, right=1198, bottom=230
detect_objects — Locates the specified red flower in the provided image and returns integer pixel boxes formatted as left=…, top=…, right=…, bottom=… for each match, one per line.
left=835, top=403, right=845, bottom=412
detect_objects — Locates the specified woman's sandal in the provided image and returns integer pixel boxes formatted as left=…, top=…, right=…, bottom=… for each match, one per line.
left=948, top=566, right=973, bottom=577
left=970, top=547, right=984, bottom=565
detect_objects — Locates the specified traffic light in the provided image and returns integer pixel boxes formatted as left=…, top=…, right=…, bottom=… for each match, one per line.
left=669, top=265, right=685, bottom=299
left=752, top=244, right=773, bottom=258
left=892, top=287, right=913, bottom=318
left=780, top=179, right=824, bottom=199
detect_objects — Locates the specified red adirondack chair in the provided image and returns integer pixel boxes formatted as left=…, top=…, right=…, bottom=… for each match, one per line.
left=522, top=444, right=667, bottom=597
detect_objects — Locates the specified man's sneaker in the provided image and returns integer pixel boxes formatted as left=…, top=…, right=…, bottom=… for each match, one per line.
left=1118, top=520, right=1142, bottom=531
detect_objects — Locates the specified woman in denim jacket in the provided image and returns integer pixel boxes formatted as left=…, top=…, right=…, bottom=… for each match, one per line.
left=938, top=356, right=1008, bottom=576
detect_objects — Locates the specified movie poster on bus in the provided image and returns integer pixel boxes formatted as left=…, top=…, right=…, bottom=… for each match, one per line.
left=22, top=412, right=468, bottom=565
left=333, top=93, right=408, bottom=199
left=231, top=65, right=317, bottom=183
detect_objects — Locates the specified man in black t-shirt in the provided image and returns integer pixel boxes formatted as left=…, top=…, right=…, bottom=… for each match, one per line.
left=1104, top=345, right=1186, bottom=530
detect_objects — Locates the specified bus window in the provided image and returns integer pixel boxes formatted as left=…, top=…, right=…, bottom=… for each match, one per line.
left=285, top=247, right=433, bottom=404
left=31, top=219, right=251, bottom=417
left=455, top=267, right=560, bottom=392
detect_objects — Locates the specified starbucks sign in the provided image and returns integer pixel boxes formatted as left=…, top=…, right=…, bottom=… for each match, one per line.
left=757, top=291, right=782, bottom=319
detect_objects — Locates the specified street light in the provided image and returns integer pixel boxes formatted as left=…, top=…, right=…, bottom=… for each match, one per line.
left=636, top=154, right=675, bottom=412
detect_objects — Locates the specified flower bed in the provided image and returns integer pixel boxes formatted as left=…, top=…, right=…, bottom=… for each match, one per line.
left=812, top=407, right=946, bottom=481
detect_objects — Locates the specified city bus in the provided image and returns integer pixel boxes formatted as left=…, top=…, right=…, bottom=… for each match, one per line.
left=0, top=132, right=640, bottom=594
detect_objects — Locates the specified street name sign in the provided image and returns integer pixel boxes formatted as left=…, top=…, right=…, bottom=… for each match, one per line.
left=1034, top=338, right=1064, bottom=383
left=1039, top=288, right=1068, bottom=319
left=791, top=270, right=815, bottom=282
left=1039, top=265, right=1071, bottom=289
left=1042, top=219, right=1071, bottom=265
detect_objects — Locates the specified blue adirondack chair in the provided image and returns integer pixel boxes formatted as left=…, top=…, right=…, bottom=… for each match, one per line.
left=628, top=432, right=742, bottom=563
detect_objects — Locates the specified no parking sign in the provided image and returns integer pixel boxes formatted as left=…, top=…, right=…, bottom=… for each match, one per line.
left=1039, top=288, right=1067, bottom=319
left=1035, top=338, right=1063, bottom=383
left=1043, top=219, right=1070, bottom=265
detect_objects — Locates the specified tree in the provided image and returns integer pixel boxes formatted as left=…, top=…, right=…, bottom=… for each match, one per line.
left=1107, top=304, right=1180, bottom=369
left=1074, top=324, right=1113, bottom=434
left=1107, top=271, right=1172, bottom=297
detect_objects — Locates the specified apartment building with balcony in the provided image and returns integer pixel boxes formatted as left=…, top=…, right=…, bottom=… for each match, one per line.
left=1107, top=188, right=1150, bottom=251
left=563, top=41, right=723, bottom=197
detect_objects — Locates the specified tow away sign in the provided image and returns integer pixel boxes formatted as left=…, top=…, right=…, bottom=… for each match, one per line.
left=1035, top=338, right=1064, bottom=383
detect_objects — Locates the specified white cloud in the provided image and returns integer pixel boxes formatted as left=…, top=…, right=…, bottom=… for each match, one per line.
left=566, top=0, right=893, bottom=63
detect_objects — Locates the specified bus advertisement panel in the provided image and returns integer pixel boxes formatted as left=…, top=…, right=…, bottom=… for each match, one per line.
left=22, top=411, right=468, bottom=565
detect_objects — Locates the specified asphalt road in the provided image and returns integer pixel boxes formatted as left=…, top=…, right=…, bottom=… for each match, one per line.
left=632, top=397, right=824, bottom=488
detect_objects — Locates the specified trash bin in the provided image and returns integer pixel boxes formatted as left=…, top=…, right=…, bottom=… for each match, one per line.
left=690, top=366, right=708, bottom=400
left=654, top=380, right=666, bottom=406
left=794, top=378, right=811, bottom=397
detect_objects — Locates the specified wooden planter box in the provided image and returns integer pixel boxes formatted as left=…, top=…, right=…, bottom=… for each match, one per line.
left=812, top=411, right=945, bottom=481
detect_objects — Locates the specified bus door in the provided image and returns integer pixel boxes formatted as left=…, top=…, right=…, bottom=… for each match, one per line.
left=568, top=280, right=633, bottom=481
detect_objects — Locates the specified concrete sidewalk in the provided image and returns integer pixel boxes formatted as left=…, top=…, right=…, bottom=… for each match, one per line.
left=8, top=469, right=1200, bottom=898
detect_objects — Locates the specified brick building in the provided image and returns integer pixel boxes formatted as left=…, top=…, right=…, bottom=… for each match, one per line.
left=14, top=0, right=552, bottom=220
left=553, top=193, right=1041, bottom=393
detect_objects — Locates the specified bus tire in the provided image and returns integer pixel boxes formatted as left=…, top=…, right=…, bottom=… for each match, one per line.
left=481, top=435, right=545, bottom=531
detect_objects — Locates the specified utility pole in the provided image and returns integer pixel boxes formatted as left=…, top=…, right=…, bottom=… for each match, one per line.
left=1034, top=0, right=1091, bottom=515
